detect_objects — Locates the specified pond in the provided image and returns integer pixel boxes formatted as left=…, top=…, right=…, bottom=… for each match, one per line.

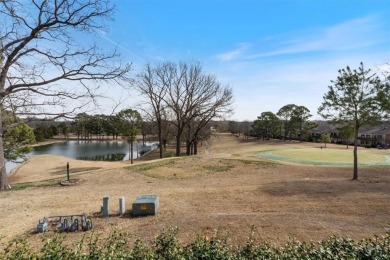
left=6, top=140, right=157, bottom=174
left=30, top=140, right=157, bottom=161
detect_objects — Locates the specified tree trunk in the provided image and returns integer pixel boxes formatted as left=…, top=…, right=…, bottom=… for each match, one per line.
left=163, top=139, right=167, bottom=151
left=353, top=127, right=359, bottom=180
left=130, top=141, right=134, bottom=164
left=194, top=140, right=198, bottom=155
left=186, top=125, right=192, bottom=156
left=300, top=129, right=304, bottom=142
left=158, top=137, right=163, bottom=158
left=176, top=136, right=180, bottom=156
left=186, top=140, right=191, bottom=156
left=158, top=122, right=163, bottom=159
left=0, top=108, right=9, bottom=190
left=175, top=128, right=183, bottom=156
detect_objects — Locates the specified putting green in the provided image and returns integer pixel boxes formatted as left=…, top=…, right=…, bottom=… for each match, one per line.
left=257, top=148, right=390, bottom=166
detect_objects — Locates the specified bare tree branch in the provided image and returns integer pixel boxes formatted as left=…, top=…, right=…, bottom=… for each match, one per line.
left=136, top=61, right=233, bottom=157
left=0, top=0, right=133, bottom=190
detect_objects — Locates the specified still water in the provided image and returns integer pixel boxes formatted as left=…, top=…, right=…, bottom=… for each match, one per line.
left=6, top=140, right=157, bottom=174
left=31, top=140, right=157, bottom=161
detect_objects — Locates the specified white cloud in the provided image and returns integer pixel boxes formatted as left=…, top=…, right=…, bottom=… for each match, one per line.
left=216, top=42, right=252, bottom=61
left=207, top=14, right=389, bottom=120
left=207, top=52, right=388, bottom=121
left=220, top=14, right=387, bottom=61
left=279, top=16, right=381, bottom=53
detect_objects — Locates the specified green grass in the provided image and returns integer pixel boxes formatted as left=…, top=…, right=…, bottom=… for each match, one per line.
left=11, top=179, right=60, bottom=191
left=202, top=164, right=235, bottom=173
left=128, top=159, right=176, bottom=172
left=228, top=159, right=279, bottom=167
left=258, top=148, right=390, bottom=166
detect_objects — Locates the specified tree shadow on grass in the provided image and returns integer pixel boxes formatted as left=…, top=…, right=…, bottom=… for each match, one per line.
left=50, top=167, right=102, bottom=175
left=262, top=177, right=390, bottom=198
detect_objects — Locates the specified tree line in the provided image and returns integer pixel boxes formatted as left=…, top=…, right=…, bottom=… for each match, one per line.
left=250, top=104, right=316, bottom=141
left=28, top=61, right=234, bottom=163
left=0, top=0, right=389, bottom=190
left=31, top=61, right=388, bottom=182
left=229, top=63, right=389, bottom=180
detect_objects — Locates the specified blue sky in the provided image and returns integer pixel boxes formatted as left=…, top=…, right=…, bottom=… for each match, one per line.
left=98, top=0, right=390, bottom=120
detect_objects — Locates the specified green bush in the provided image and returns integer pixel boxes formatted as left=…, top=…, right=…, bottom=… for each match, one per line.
left=0, top=226, right=389, bottom=259
left=184, top=230, right=234, bottom=259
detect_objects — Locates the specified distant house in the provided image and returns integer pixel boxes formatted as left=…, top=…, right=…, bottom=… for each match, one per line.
left=308, top=121, right=390, bottom=147
left=358, top=122, right=390, bottom=147
left=308, top=121, right=340, bottom=143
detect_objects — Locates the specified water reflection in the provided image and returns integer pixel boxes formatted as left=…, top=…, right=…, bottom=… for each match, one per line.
left=5, top=140, right=157, bottom=174
left=76, top=153, right=126, bottom=161
left=31, top=140, right=156, bottom=161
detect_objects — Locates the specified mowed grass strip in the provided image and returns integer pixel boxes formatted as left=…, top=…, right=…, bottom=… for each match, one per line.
left=128, top=158, right=204, bottom=179
left=126, top=157, right=278, bottom=179
left=271, top=148, right=388, bottom=165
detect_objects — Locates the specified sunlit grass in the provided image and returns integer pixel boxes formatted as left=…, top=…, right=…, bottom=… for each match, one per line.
left=128, top=159, right=176, bottom=172
left=262, top=148, right=389, bottom=165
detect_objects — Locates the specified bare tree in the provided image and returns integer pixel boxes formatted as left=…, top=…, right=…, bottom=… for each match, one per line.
left=136, top=61, right=233, bottom=157
left=136, top=63, right=169, bottom=158
left=184, top=82, right=233, bottom=155
left=0, top=0, right=132, bottom=189
left=184, top=119, right=211, bottom=155
left=165, top=62, right=233, bottom=156
left=160, top=109, right=175, bottom=152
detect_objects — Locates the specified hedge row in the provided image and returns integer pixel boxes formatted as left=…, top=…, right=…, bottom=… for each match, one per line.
left=1, top=227, right=389, bottom=259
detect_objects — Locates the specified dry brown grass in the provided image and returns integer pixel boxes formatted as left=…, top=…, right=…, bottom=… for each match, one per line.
left=1, top=133, right=389, bottom=247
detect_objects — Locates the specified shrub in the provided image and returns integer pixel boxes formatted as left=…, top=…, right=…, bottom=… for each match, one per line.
left=0, top=226, right=389, bottom=259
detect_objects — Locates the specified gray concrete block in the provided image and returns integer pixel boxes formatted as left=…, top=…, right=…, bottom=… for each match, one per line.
left=119, top=197, right=125, bottom=215
left=132, top=195, right=159, bottom=216
left=103, top=196, right=110, bottom=217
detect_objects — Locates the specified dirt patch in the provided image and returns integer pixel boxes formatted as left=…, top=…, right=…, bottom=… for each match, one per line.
left=1, top=133, right=389, bottom=247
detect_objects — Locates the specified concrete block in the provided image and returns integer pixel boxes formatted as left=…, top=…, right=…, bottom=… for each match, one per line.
left=119, top=197, right=125, bottom=215
left=103, top=196, right=109, bottom=217
left=132, top=195, right=159, bottom=216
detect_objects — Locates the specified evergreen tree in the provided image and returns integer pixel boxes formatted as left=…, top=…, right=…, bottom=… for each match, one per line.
left=318, top=63, right=384, bottom=180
